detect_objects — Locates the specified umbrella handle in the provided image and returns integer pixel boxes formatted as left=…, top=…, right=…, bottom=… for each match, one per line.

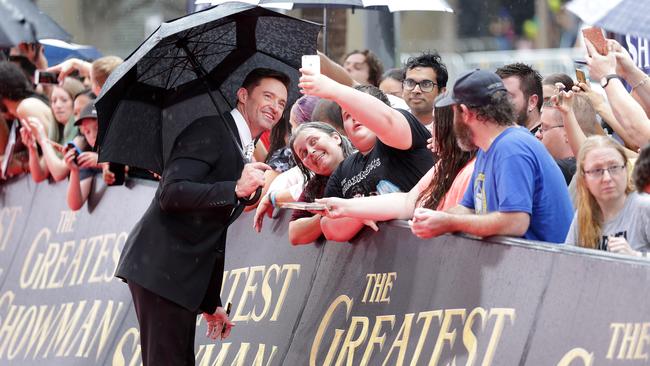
left=239, top=186, right=262, bottom=206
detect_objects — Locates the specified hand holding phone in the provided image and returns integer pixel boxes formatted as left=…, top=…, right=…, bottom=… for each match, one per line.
left=575, top=69, right=587, bottom=84
left=66, top=141, right=82, bottom=164
left=582, top=27, right=608, bottom=56
left=301, top=55, right=320, bottom=74
left=34, top=70, right=59, bottom=84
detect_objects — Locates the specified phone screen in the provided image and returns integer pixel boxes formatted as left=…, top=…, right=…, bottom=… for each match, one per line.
left=575, top=69, right=587, bottom=84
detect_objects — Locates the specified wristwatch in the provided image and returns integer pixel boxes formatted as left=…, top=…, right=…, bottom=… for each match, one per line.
left=600, top=74, right=620, bottom=88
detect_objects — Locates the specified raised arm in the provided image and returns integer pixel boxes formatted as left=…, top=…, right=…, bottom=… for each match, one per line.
left=586, top=39, right=650, bottom=147
left=299, top=70, right=413, bottom=150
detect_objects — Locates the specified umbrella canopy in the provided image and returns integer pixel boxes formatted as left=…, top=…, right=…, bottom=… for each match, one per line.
left=41, top=39, right=103, bottom=65
left=95, top=3, right=320, bottom=174
left=0, top=0, right=72, bottom=48
left=567, top=0, right=650, bottom=40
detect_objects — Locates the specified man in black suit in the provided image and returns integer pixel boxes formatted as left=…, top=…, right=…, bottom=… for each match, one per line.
left=115, top=68, right=290, bottom=366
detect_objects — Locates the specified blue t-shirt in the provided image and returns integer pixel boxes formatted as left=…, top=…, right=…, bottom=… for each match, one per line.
left=460, top=127, right=573, bottom=243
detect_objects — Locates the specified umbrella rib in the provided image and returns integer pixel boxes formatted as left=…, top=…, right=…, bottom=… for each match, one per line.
left=169, top=57, right=193, bottom=88
left=164, top=46, right=185, bottom=89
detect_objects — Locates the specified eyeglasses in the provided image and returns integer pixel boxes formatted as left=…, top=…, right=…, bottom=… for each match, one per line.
left=538, top=124, right=564, bottom=134
left=583, top=165, right=626, bottom=178
left=403, top=79, right=437, bottom=93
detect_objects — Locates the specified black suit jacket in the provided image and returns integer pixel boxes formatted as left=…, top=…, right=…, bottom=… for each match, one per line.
left=115, top=113, right=244, bottom=313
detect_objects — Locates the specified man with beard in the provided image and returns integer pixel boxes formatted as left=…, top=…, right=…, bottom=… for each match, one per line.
left=409, top=69, right=573, bottom=244
left=496, top=63, right=543, bottom=134
left=402, top=52, right=448, bottom=127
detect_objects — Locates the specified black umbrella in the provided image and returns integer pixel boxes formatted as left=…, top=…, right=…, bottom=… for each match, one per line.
left=0, top=0, right=72, bottom=48
left=95, top=3, right=320, bottom=175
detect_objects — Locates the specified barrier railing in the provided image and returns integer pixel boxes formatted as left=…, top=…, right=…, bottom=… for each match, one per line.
left=1, top=176, right=649, bottom=365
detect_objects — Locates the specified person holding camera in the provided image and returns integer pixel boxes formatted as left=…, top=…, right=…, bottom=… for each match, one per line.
left=63, top=102, right=101, bottom=210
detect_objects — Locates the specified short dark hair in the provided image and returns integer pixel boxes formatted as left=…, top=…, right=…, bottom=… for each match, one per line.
left=404, top=51, right=448, bottom=88
left=467, top=90, right=515, bottom=127
left=241, top=68, right=290, bottom=93
left=381, top=68, right=404, bottom=83
left=634, top=143, right=650, bottom=192
left=0, top=61, right=34, bottom=101
left=312, top=99, right=344, bottom=133
left=343, top=49, right=384, bottom=87
left=542, top=73, right=574, bottom=91
left=495, top=63, right=543, bottom=112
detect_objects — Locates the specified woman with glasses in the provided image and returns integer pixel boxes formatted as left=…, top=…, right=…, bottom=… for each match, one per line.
left=565, top=135, right=650, bottom=256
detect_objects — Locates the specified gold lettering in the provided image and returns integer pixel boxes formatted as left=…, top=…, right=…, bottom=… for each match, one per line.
left=231, top=342, right=251, bottom=366
left=35, top=241, right=61, bottom=289
left=111, top=327, right=141, bottom=366
left=360, top=315, right=395, bottom=365
left=56, top=210, right=77, bottom=234
left=429, top=309, right=465, bottom=366
left=0, top=300, right=22, bottom=358
left=19, top=228, right=48, bottom=289
left=335, top=316, right=370, bottom=366
left=44, top=301, right=86, bottom=357
left=270, top=264, right=300, bottom=321
left=556, top=347, right=593, bottom=366
left=619, top=323, right=642, bottom=359
left=634, top=323, right=650, bottom=360
left=250, top=343, right=277, bottom=366
left=48, top=240, right=75, bottom=289
left=482, top=308, right=515, bottom=366
left=88, top=235, right=113, bottom=284
left=379, top=273, right=397, bottom=303
left=382, top=313, right=414, bottom=366
left=0, top=207, right=21, bottom=251
left=7, top=305, right=37, bottom=360
left=310, top=295, right=353, bottom=366
left=607, top=323, right=626, bottom=359
left=225, top=268, right=248, bottom=307
left=69, top=300, right=102, bottom=357
left=410, top=310, right=443, bottom=366
left=252, top=264, right=280, bottom=322
left=463, top=307, right=487, bottom=366
left=233, top=266, right=265, bottom=322
left=88, top=301, right=124, bottom=360
left=362, top=274, right=376, bottom=303
left=24, top=305, right=58, bottom=358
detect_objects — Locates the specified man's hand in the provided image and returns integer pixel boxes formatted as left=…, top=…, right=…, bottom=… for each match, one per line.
left=19, top=123, right=36, bottom=150
left=572, top=81, right=607, bottom=110
left=77, top=152, right=99, bottom=168
left=409, top=208, right=454, bottom=239
left=102, top=163, right=116, bottom=185
left=253, top=193, right=274, bottom=232
left=585, top=38, right=618, bottom=81
left=549, top=89, right=575, bottom=115
left=236, top=162, right=270, bottom=199
left=22, top=117, right=47, bottom=144
left=298, top=69, right=341, bottom=100
left=202, top=307, right=235, bottom=341
left=46, top=58, right=90, bottom=83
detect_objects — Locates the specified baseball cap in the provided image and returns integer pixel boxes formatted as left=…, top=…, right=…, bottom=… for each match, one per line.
left=74, top=101, right=97, bottom=126
left=435, top=69, right=507, bottom=108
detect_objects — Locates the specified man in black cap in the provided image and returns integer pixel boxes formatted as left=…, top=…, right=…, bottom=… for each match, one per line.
left=409, top=69, right=573, bottom=244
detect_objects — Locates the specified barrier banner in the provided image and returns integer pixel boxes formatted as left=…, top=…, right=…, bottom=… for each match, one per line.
left=1, top=176, right=650, bottom=365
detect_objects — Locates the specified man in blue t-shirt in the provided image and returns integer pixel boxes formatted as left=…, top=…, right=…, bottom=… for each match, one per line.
left=409, top=69, right=573, bottom=243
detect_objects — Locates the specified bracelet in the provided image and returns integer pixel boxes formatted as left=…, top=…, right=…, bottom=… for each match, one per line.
left=632, top=75, right=649, bottom=91
left=269, top=191, right=278, bottom=208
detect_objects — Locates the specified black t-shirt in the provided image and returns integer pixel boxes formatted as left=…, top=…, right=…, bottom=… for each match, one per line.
left=556, top=157, right=576, bottom=185
left=324, top=109, right=435, bottom=198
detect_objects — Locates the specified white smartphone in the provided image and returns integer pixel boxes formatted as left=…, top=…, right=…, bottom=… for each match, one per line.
left=301, top=55, right=320, bottom=74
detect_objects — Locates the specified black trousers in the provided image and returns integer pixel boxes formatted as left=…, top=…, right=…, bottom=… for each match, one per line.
left=128, top=281, right=198, bottom=366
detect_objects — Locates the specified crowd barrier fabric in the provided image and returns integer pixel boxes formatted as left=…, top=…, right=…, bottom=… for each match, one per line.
left=1, top=176, right=650, bottom=365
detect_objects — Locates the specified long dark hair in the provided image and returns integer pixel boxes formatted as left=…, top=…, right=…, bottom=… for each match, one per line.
left=417, top=103, right=476, bottom=209
left=289, top=122, right=355, bottom=201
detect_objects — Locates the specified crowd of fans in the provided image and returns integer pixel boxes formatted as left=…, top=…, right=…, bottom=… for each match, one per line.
left=2, top=35, right=650, bottom=258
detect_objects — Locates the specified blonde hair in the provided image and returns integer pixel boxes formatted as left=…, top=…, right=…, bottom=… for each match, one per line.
left=575, top=135, right=632, bottom=248
left=59, top=77, right=85, bottom=100
left=91, top=56, right=123, bottom=88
